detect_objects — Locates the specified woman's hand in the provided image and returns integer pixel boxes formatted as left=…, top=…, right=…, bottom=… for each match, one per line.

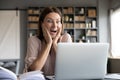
left=52, top=27, right=62, bottom=53
left=42, top=24, right=52, bottom=45
left=53, top=27, right=61, bottom=44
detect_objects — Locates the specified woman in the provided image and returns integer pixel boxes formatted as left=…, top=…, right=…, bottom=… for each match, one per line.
left=24, top=7, right=72, bottom=76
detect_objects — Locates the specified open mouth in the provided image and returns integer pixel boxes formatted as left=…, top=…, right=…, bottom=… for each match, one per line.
left=50, top=30, right=57, bottom=35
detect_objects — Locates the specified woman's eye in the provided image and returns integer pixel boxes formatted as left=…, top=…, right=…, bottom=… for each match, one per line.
left=56, top=21, right=61, bottom=24
left=46, top=19, right=53, bottom=23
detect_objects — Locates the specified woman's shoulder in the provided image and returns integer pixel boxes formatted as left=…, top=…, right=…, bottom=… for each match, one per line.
left=61, top=32, right=71, bottom=37
left=60, top=32, right=72, bottom=42
left=28, top=36, right=41, bottom=43
left=27, top=36, right=42, bottom=48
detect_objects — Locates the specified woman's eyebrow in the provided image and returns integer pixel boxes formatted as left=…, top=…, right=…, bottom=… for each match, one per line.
left=45, top=17, right=61, bottom=20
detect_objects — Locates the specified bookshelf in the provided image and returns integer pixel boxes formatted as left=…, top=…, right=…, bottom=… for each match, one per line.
left=27, top=7, right=98, bottom=43
left=27, top=7, right=40, bottom=37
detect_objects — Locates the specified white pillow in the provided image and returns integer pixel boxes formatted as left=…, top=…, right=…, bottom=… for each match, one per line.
left=19, top=70, right=45, bottom=80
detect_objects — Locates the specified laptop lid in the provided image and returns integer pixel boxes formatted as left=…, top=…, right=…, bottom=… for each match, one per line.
left=55, top=43, right=109, bottom=80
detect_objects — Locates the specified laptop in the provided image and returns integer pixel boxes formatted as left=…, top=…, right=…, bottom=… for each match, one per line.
left=55, top=43, right=109, bottom=80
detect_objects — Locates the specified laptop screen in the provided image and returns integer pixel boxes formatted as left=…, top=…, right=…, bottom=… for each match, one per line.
left=55, top=43, right=109, bottom=80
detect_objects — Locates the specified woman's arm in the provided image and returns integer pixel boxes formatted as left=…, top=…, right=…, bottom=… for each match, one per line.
left=29, top=25, right=52, bottom=71
left=29, top=42, right=52, bottom=71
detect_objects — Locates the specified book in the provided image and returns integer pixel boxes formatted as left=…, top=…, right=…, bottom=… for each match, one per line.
left=0, top=66, right=17, bottom=80
left=105, top=73, right=120, bottom=79
left=0, top=66, right=45, bottom=80
left=19, top=70, right=45, bottom=80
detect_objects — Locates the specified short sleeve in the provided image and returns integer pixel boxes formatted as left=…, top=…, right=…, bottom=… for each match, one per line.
left=60, top=33, right=72, bottom=42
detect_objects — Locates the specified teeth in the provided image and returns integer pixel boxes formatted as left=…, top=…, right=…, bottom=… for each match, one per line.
left=51, top=30, right=56, bottom=32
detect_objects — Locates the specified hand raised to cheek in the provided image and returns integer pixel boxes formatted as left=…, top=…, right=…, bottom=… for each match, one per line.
left=53, top=26, right=62, bottom=44
left=52, top=26, right=62, bottom=53
left=42, top=24, right=52, bottom=44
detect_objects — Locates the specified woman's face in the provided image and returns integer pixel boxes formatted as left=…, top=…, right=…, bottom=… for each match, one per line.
left=43, top=12, right=62, bottom=38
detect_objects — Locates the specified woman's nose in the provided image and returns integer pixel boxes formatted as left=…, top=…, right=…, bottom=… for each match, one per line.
left=52, top=21, right=57, bottom=28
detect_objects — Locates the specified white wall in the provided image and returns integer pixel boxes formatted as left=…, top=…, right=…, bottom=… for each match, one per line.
left=98, top=0, right=109, bottom=42
left=0, top=11, right=20, bottom=59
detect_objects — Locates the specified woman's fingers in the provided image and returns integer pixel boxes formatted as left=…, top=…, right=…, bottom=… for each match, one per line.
left=42, top=24, right=52, bottom=44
